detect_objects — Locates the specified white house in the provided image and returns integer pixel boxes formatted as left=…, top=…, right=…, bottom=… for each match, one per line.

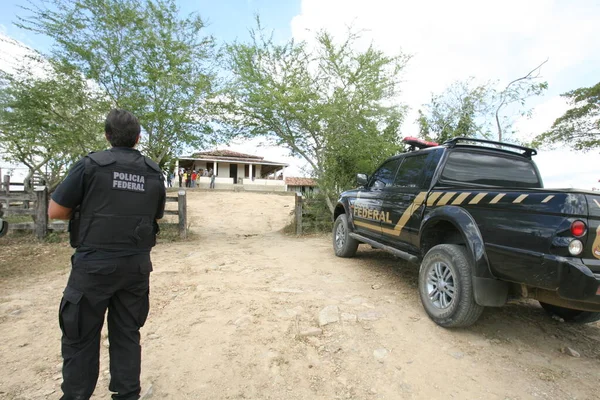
left=176, top=150, right=288, bottom=191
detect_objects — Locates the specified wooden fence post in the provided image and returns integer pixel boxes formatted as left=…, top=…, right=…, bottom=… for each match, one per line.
left=1, top=175, right=8, bottom=209
left=178, top=190, right=187, bottom=239
left=2, top=174, right=9, bottom=193
left=295, top=193, right=303, bottom=235
left=34, top=187, right=48, bottom=240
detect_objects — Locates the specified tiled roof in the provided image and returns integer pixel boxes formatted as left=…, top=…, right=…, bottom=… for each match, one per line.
left=191, top=149, right=264, bottom=160
left=285, top=177, right=317, bottom=187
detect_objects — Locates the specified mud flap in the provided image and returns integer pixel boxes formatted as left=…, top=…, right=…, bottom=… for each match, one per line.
left=472, top=276, right=509, bottom=307
left=59, top=286, right=84, bottom=340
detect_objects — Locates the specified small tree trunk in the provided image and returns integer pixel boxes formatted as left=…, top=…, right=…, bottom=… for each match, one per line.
left=295, top=193, right=303, bottom=235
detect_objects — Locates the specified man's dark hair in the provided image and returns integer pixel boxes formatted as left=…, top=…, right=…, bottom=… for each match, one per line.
left=105, top=109, right=141, bottom=148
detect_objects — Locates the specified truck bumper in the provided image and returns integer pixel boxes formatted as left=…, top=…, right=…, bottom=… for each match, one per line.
left=539, top=256, right=600, bottom=310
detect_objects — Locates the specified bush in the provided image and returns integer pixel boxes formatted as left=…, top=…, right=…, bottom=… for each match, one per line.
left=300, top=193, right=333, bottom=234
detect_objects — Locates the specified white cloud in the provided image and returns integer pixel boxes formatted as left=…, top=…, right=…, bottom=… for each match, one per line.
left=288, top=0, right=600, bottom=187
left=535, top=149, right=599, bottom=190
left=290, top=0, right=600, bottom=130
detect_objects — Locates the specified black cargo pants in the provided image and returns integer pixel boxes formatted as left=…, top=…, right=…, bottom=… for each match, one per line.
left=59, top=254, right=152, bottom=400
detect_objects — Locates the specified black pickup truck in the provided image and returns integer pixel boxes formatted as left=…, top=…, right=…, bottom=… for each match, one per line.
left=333, top=137, right=600, bottom=327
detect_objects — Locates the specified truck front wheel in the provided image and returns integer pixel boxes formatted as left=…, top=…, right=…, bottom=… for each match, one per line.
left=539, top=302, right=600, bottom=324
left=418, top=244, right=484, bottom=328
left=332, top=214, right=359, bottom=258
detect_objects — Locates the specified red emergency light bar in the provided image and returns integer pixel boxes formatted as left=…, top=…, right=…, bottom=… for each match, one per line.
left=403, top=136, right=439, bottom=149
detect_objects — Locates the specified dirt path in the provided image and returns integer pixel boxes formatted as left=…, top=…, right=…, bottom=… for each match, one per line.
left=1, top=191, right=599, bottom=399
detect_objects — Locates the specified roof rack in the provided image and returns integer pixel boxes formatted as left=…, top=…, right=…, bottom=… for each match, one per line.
left=443, top=137, right=537, bottom=157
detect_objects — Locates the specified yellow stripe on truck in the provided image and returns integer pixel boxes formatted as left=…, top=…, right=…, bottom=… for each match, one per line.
left=489, top=193, right=506, bottom=204
left=468, top=193, right=488, bottom=204
left=513, top=194, right=528, bottom=204
left=451, top=192, right=471, bottom=205
left=541, top=195, right=554, bottom=203
left=354, top=220, right=381, bottom=233
left=379, top=192, right=428, bottom=237
left=436, top=192, right=457, bottom=206
left=426, top=192, right=443, bottom=206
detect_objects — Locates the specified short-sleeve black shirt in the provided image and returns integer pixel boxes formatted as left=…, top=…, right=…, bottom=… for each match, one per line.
left=52, top=148, right=166, bottom=262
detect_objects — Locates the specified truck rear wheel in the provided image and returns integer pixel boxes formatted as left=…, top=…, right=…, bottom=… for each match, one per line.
left=333, top=214, right=359, bottom=258
left=539, top=302, right=600, bottom=324
left=418, top=244, right=484, bottom=328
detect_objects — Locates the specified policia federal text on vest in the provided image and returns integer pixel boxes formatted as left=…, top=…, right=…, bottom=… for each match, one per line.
left=69, top=150, right=163, bottom=250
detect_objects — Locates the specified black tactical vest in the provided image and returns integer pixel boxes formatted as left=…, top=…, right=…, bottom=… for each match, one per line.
left=70, top=148, right=163, bottom=251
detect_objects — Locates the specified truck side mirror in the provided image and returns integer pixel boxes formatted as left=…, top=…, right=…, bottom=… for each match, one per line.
left=357, top=173, right=368, bottom=187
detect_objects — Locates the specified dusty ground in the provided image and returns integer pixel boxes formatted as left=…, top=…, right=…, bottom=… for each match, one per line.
left=1, top=190, right=599, bottom=400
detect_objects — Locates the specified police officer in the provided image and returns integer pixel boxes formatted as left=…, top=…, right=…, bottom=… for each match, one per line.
left=48, top=109, right=166, bottom=400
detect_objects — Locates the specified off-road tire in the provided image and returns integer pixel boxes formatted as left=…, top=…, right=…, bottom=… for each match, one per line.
left=418, top=244, right=484, bottom=328
left=332, top=214, right=359, bottom=258
left=539, top=302, right=600, bottom=324
left=0, top=220, right=7, bottom=238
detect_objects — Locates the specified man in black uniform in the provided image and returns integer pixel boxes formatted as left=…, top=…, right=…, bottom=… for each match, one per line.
left=49, top=109, right=166, bottom=400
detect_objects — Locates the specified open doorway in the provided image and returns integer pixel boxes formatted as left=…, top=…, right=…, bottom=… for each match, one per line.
left=230, top=164, right=238, bottom=184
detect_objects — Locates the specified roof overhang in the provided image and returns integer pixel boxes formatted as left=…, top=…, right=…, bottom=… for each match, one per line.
left=178, top=156, right=288, bottom=167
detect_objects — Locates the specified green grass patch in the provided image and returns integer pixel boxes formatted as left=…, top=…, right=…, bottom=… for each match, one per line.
left=3, top=215, right=34, bottom=223
left=157, top=222, right=195, bottom=243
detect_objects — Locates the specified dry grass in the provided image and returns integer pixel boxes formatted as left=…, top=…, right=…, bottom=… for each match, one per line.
left=0, top=232, right=72, bottom=280
left=0, top=222, right=190, bottom=281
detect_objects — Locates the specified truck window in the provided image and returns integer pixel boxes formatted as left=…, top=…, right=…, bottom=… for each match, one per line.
left=394, top=155, right=427, bottom=188
left=440, top=150, right=542, bottom=188
left=394, top=149, right=443, bottom=189
left=369, top=159, right=401, bottom=188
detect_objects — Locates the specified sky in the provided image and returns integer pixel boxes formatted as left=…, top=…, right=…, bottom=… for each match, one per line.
left=0, top=0, right=598, bottom=189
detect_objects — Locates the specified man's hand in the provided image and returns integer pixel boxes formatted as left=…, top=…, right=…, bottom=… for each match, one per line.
left=48, top=199, right=73, bottom=220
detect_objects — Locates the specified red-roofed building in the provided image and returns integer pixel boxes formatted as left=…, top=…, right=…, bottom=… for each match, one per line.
left=285, top=177, right=319, bottom=195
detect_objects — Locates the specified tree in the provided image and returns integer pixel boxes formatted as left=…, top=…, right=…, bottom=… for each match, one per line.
left=221, top=23, right=409, bottom=211
left=18, top=0, right=218, bottom=164
left=418, top=62, right=548, bottom=143
left=534, top=82, right=600, bottom=151
left=0, top=55, right=109, bottom=191
left=417, top=79, right=494, bottom=144
left=492, top=60, right=548, bottom=142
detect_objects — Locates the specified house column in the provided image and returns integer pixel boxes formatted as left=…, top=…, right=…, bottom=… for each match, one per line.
left=249, top=163, right=253, bottom=180
left=214, top=162, right=218, bottom=177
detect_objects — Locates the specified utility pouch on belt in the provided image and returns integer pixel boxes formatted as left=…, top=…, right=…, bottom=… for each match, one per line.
left=68, top=207, right=81, bottom=248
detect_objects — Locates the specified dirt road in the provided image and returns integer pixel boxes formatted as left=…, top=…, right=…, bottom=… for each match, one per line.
left=1, top=191, right=599, bottom=399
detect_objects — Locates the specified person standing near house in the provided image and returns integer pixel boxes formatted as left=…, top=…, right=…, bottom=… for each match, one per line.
left=166, top=171, right=172, bottom=188
left=178, top=169, right=183, bottom=187
left=48, top=109, right=165, bottom=400
left=209, top=168, right=216, bottom=189
left=191, top=170, right=197, bottom=188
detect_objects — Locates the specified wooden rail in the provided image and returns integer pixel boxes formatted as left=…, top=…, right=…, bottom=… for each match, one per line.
left=2, top=174, right=188, bottom=240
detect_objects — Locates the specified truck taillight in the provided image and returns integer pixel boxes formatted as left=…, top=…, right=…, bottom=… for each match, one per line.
left=570, top=220, right=587, bottom=237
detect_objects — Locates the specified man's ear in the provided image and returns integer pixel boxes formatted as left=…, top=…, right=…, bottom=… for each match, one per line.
left=136, top=134, right=141, bottom=145
left=105, top=132, right=110, bottom=143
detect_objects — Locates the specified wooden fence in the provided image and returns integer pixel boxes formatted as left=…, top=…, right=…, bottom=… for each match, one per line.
left=165, top=190, right=188, bottom=239
left=1, top=174, right=188, bottom=240
left=0, top=179, right=54, bottom=239
left=294, top=193, right=332, bottom=234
